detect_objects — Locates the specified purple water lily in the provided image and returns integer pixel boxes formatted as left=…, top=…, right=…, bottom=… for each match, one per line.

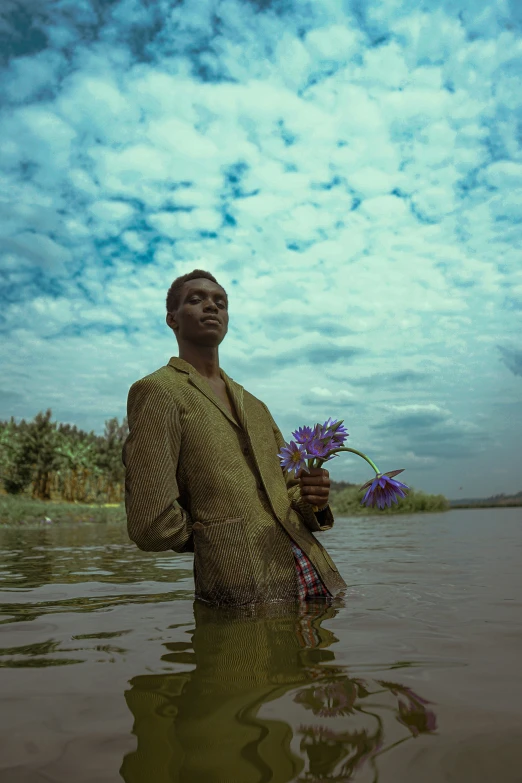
left=292, top=418, right=348, bottom=448
left=359, top=469, right=409, bottom=510
left=278, top=417, right=409, bottom=510
left=278, top=418, right=348, bottom=476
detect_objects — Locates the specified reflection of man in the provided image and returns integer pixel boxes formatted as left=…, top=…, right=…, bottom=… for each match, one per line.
left=122, top=269, right=347, bottom=605
left=120, top=600, right=437, bottom=783
left=120, top=599, right=339, bottom=783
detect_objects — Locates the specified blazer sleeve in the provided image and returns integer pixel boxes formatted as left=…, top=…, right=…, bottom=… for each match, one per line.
left=260, top=401, right=335, bottom=533
left=122, top=378, right=194, bottom=553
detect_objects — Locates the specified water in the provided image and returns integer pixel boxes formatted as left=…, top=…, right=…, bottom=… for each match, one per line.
left=0, top=508, right=521, bottom=783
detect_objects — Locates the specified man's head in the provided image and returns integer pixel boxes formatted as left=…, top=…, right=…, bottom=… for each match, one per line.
left=166, top=269, right=229, bottom=347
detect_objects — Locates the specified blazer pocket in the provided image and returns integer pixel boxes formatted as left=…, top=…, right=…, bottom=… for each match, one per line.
left=192, top=517, right=257, bottom=605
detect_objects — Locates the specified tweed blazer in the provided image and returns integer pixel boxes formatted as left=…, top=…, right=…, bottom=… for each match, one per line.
left=122, top=356, right=348, bottom=605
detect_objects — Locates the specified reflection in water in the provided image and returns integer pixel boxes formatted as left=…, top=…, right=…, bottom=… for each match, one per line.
left=0, top=523, right=194, bottom=591
left=2, top=514, right=521, bottom=781
left=121, top=599, right=437, bottom=783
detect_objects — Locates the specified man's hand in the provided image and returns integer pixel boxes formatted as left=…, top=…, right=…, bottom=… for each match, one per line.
left=298, top=467, right=330, bottom=508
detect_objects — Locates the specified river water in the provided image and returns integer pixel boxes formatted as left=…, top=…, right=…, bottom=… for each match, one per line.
left=0, top=507, right=521, bottom=783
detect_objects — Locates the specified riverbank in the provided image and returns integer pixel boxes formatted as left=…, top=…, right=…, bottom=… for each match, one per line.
left=2, top=486, right=518, bottom=526
left=0, top=488, right=444, bottom=525
left=449, top=501, right=522, bottom=509
left=0, top=495, right=128, bottom=525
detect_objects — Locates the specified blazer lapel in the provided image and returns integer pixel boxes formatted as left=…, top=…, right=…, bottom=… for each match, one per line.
left=221, top=372, right=247, bottom=429
left=167, top=356, right=247, bottom=432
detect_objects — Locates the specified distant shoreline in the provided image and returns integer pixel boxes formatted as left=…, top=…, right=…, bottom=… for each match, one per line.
left=330, top=482, right=522, bottom=510
left=448, top=501, right=522, bottom=509
left=1, top=491, right=521, bottom=526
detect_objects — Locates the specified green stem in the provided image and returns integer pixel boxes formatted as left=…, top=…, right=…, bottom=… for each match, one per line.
left=308, top=447, right=380, bottom=475
left=372, top=735, right=412, bottom=758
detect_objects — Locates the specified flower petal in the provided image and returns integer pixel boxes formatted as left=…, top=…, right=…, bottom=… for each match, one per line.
left=383, top=469, right=405, bottom=479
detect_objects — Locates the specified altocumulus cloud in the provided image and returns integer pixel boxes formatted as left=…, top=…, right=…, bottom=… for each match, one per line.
left=0, top=0, right=521, bottom=498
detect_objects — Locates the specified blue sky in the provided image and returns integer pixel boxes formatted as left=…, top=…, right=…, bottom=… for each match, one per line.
left=0, top=0, right=521, bottom=500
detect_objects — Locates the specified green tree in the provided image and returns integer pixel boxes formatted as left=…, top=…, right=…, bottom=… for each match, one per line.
left=0, top=417, right=33, bottom=495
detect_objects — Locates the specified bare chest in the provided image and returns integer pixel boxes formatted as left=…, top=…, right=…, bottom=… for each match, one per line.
left=208, top=379, right=237, bottom=420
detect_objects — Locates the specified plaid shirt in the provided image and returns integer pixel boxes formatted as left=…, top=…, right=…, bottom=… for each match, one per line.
left=290, top=540, right=331, bottom=600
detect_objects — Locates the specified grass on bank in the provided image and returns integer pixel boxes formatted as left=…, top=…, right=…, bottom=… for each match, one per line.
left=331, top=486, right=450, bottom=516
left=0, top=494, right=128, bottom=525
left=0, top=485, right=451, bottom=525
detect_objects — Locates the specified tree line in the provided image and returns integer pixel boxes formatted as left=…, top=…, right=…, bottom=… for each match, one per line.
left=0, top=410, right=453, bottom=514
left=0, top=409, right=129, bottom=503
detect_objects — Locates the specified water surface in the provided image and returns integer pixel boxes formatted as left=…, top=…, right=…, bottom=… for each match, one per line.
left=0, top=508, right=521, bottom=782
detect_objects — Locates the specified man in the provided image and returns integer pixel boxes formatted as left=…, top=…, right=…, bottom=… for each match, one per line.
left=122, top=269, right=347, bottom=605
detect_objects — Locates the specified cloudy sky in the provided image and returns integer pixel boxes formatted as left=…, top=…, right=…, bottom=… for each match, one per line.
left=0, top=0, right=521, bottom=501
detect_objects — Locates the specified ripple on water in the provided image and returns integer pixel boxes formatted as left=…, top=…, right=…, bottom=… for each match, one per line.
left=0, top=511, right=521, bottom=783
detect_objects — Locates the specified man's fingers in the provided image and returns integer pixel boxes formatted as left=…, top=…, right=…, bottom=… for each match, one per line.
left=300, top=476, right=329, bottom=486
left=298, top=467, right=330, bottom=507
left=301, top=485, right=329, bottom=501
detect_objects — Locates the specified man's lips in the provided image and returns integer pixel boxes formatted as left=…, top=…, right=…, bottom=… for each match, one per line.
left=201, top=317, right=220, bottom=325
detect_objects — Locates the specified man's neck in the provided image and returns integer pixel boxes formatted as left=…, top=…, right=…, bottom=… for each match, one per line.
left=178, top=349, right=221, bottom=381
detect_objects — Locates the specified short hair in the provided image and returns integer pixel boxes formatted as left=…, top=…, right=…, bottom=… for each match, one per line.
left=166, top=269, right=228, bottom=313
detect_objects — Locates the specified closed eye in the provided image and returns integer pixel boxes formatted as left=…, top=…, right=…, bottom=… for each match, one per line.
left=190, top=298, right=226, bottom=307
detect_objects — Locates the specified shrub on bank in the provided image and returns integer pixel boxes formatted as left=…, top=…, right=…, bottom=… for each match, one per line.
left=0, top=485, right=450, bottom=525
left=329, top=485, right=450, bottom=516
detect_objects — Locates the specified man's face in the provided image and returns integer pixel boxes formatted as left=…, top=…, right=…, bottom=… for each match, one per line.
left=168, top=278, right=229, bottom=344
